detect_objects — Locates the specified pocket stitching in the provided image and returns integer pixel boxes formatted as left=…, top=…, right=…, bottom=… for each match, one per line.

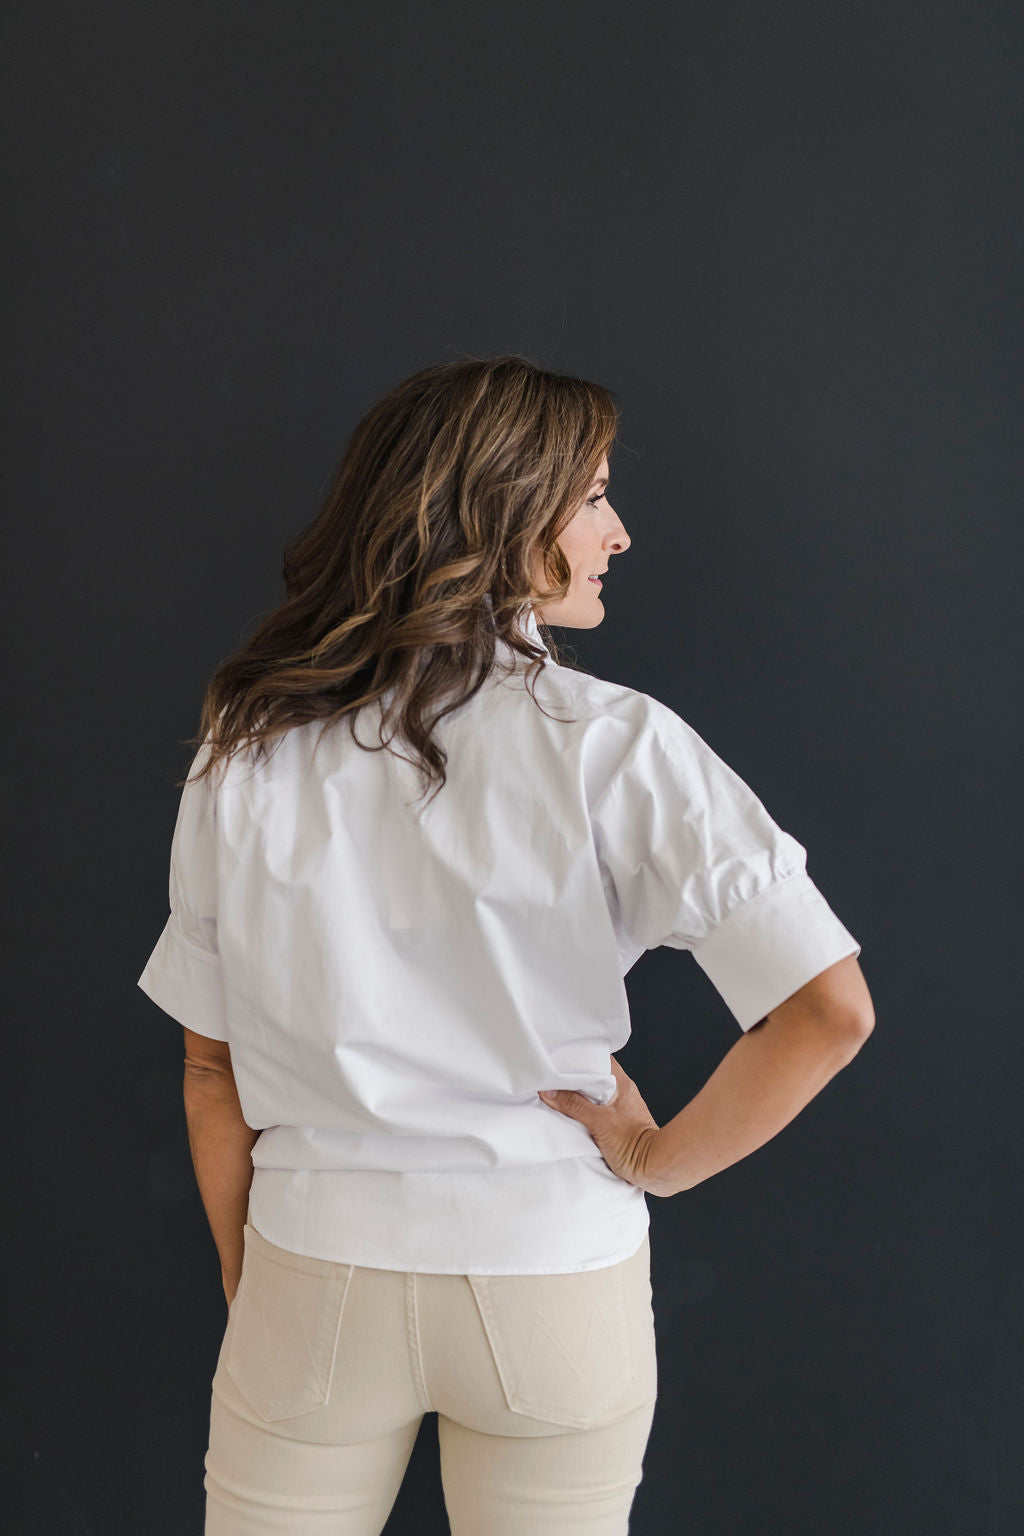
left=468, top=1266, right=636, bottom=1430
left=225, top=1251, right=354, bottom=1422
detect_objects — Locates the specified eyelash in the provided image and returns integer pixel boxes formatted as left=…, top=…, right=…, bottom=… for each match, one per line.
left=587, top=491, right=607, bottom=506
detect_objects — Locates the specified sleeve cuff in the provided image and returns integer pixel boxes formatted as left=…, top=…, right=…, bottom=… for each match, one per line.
left=691, top=868, right=862, bottom=1031
left=137, top=915, right=230, bottom=1042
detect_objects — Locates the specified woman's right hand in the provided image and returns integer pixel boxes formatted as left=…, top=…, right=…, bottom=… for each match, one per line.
left=538, top=1055, right=674, bottom=1197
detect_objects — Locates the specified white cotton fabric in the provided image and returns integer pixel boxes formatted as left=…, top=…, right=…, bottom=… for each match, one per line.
left=137, top=607, right=861, bottom=1273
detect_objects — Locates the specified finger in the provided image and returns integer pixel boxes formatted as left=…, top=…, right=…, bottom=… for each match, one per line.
left=538, top=1090, right=571, bottom=1108
left=539, top=1090, right=586, bottom=1122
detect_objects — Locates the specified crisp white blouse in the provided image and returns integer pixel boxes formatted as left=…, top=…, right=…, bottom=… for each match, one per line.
left=138, top=607, right=861, bottom=1273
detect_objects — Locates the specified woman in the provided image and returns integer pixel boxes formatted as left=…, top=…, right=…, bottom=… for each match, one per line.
left=138, top=354, right=874, bottom=1535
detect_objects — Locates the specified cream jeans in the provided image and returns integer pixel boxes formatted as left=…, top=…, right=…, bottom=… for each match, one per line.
left=204, top=1217, right=659, bottom=1535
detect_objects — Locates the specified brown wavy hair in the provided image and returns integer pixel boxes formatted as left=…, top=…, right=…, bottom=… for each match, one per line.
left=179, top=352, right=619, bottom=804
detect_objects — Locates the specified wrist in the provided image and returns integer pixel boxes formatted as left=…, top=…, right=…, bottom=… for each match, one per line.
left=638, top=1126, right=686, bottom=1198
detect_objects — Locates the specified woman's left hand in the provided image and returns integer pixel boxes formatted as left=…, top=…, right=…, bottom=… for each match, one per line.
left=538, top=1054, right=664, bottom=1193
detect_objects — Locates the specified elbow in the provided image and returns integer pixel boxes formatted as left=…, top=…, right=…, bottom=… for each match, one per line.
left=183, top=1057, right=236, bottom=1085
left=835, top=1005, right=876, bottom=1059
left=756, top=1001, right=875, bottom=1065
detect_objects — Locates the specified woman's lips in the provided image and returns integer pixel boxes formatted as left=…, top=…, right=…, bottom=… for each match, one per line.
left=588, top=576, right=602, bottom=586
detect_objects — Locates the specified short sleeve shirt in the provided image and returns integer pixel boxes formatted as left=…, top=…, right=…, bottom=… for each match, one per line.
left=137, top=609, right=861, bottom=1272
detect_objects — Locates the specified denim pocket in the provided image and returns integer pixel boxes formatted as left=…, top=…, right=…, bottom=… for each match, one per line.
left=225, top=1223, right=354, bottom=1422
left=467, top=1252, right=640, bottom=1430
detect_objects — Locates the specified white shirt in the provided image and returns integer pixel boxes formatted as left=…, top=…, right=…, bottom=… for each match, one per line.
left=138, top=608, right=861, bottom=1273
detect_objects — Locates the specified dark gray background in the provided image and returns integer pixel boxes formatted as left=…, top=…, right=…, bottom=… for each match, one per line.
left=3, top=2, right=1021, bottom=1532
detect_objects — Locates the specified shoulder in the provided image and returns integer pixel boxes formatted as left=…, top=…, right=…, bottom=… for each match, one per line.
left=528, top=656, right=696, bottom=744
left=506, top=657, right=712, bottom=793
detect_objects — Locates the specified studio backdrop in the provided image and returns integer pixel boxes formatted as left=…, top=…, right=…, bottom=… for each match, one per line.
left=3, top=2, right=1021, bottom=1533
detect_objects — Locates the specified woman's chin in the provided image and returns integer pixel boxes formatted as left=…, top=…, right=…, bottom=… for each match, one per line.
left=535, top=592, right=605, bottom=629
left=565, top=602, right=605, bottom=630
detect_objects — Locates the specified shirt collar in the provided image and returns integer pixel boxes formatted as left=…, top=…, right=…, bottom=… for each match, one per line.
left=521, top=604, right=551, bottom=657
left=485, top=594, right=552, bottom=666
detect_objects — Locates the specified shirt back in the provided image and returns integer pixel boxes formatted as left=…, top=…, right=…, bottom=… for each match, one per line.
left=138, top=610, right=861, bottom=1268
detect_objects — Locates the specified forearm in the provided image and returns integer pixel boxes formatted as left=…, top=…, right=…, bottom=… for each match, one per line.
left=646, top=1012, right=871, bottom=1197
left=182, top=1065, right=260, bottom=1289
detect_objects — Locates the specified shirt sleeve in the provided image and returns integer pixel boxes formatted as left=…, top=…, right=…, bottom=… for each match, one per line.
left=590, top=695, right=862, bottom=1031
left=137, top=741, right=229, bottom=1041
